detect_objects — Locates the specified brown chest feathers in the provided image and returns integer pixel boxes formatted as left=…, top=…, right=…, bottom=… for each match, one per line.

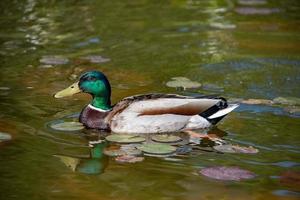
left=79, top=105, right=110, bottom=130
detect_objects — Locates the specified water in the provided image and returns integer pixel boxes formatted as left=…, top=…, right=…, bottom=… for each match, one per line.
left=0, top=0, right=300, bottom=199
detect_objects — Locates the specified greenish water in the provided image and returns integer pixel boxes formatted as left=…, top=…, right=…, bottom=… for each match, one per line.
left=0, top=0, right=300, bottom=199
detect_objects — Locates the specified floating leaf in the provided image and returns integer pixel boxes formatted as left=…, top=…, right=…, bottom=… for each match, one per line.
left=202, top=83, right=224, bottom=92
left=137, top=143, right=176, bottom=155
left=39, top=55, right=69, bottom=65
left=115, top=155, right=144, bottom=163
left=105, top=134, right=145, bottom=143
left=143, top=153, right=172, bottom=158
left=166, top=77, right=201, bottom=89
left=120, top=144, right=142, bottom=156
left=120, top=144, right=141, bottom=150
left=151, top=134, right=182, bottom=143
left=54, top=155, right=80, bottom=171
left=0, top=132, right=12, bottom=142
left=104, top=148, right=141, bottom=157
left=50, top=122, right=84, bottom=131
left=199, top=166, right=256, bottom=181
left=213, top=144, right=259, bottom=154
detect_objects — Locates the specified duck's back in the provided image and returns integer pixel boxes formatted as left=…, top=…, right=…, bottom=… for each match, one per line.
left=106, top=94, right=238, bottom=134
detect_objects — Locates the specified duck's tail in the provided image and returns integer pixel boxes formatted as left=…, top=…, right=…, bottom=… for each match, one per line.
left=199, top=97, right=239, bottom=125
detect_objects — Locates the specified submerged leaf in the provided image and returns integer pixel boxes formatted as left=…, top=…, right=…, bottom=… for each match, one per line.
left=81, top=55, right=111, bottom=63
left=213, top=144, right=259, bottom=154
left=50, top=122, right=84, bottom=131
left=115, top=155, right=144, bottom=163
left=176, top=145, right=193, bottom=155
left=210, top=23, right=236, bottom=29
left=104, top=148, right=141, bottom=157
left=273, top=97, right=300, bottom=106
left=242, top=99, right=273, bottom=105
left=105, top=134, right=145, bottom=143
left=39, top=55, right=69, bottom=65
left=151, top=134, right=182, bottom=143
left=199, top=166, right=256, bottom=181
left=284, top=106, right=300, bottom=114
left=137, top=143, right=176, bottom=155
left=0, top=87, right=10, bottom=90
left=238, top=0, right=267, bottom=6
left=166, top=77, right=201, bottom=89
left=235, top=7, right=280, bottom=15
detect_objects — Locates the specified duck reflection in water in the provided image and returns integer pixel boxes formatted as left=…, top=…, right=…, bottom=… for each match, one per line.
left=55, top=127, right=228, bottom=174
left=55, top=141, right=109, bottom=175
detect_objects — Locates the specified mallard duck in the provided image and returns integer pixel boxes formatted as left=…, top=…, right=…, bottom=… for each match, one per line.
left=54, top=71, right=238, bottom=134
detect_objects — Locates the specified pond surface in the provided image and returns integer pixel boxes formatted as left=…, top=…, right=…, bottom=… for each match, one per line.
left=0, top=0, right=300, bottom=199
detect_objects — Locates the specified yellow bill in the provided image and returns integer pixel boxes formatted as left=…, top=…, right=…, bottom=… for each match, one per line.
left=54, top=81, right=81, bottom=98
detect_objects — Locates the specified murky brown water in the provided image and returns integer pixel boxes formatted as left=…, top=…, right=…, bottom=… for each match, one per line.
left=0, top=0, right=300, bottom=199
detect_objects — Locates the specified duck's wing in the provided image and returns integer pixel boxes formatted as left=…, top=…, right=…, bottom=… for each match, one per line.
left=107, top=93, right=224, bottom=118
left=105, top=94, right=237, bottom=133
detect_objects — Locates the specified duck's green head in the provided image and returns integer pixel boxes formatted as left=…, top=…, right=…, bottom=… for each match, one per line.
left=54, top=71, right=111, bottom=110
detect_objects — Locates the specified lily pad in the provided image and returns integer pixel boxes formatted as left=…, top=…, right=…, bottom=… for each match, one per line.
left=104, top=148, right=141, bottom=157
left=104, top=149, right=126, bottom=157
left=39, top=55, right=69, bottom=65
left=105, top=134, right=145, bottom=143
left=166, top=77, right=201, bottom=90
left=199, top=166, right=256, bottom=181
left=151, top=134, right=182, bottom=143
left=0, top=132, right=12, bottom=142
left=115, top=155, right=144, bottom=163
left=54, top=155, right=80, bottom=171
left=137, top=143, right=176, bottom=155
left=50, top=122, right=84, bottom=131
left=213, top=144, right=259, bottom=154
